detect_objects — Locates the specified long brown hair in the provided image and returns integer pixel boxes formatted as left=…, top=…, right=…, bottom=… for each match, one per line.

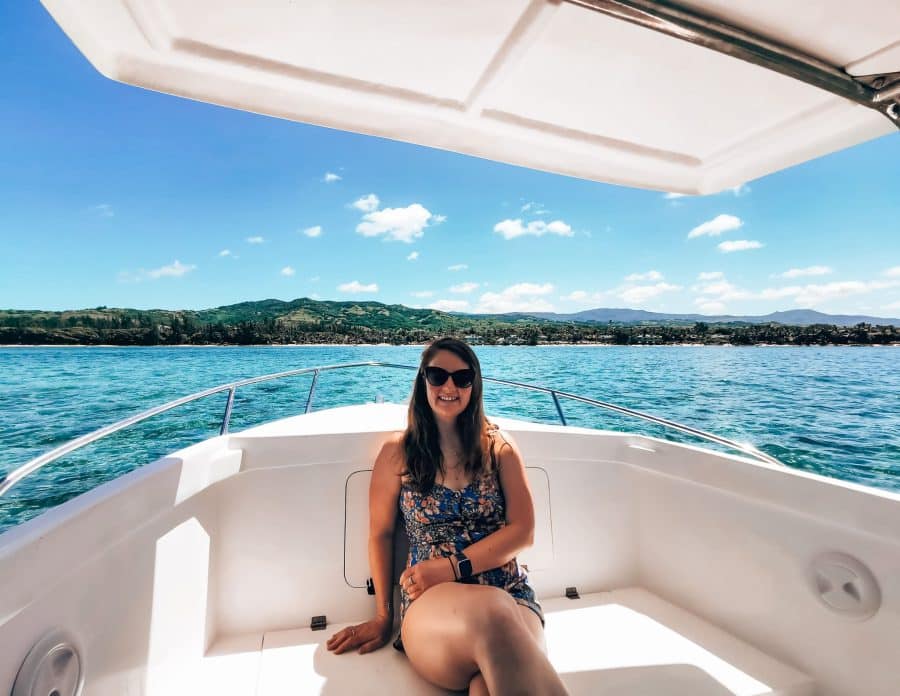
left=402, top=337, right=492, bottom=494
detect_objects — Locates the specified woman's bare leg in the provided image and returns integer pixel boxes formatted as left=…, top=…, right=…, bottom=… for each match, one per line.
left=468, top=605, right=548, bottom=695
left=468, top=673, right=489, bottom=696
left=402, top=583, right=568, bottom=696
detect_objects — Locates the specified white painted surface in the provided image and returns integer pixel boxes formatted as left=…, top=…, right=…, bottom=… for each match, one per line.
left=39, top=0, right=898, bottom=194
left=240, top=589, right=811, bottom=695
left=2, top=404, right=900, bottom=694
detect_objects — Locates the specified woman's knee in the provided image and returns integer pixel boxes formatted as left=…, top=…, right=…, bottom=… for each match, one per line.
left=466, top=587, right=527, bottom=642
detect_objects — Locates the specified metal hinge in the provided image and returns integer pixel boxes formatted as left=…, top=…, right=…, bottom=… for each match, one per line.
left=565, top=586, right=580, bottom=600
left=366, top=577, right=375, bottom=595
left=311, top=615, right=327, bottom=631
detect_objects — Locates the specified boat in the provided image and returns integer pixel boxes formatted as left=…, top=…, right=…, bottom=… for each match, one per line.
left=3, top=1, right=899, bottom=694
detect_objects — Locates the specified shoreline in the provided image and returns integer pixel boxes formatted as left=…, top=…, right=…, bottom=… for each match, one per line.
left=1, top=342, right=897, bottom=349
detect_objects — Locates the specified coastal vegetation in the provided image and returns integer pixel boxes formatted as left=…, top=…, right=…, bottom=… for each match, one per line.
left=1, top=299, right=897, bottom=346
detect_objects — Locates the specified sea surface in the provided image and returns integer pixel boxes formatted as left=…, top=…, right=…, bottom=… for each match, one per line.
left=1, top=345, right=898, bottom=534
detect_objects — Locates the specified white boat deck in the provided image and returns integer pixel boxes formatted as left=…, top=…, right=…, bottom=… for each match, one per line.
left=199, top=588, right=813, bottom=696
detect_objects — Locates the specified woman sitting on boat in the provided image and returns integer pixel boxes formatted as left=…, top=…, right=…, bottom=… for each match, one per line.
left=327, top=337, right=568, bottom=695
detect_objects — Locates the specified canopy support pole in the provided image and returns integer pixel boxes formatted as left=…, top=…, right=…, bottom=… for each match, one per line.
left=566, top=0, right=900, bottom=127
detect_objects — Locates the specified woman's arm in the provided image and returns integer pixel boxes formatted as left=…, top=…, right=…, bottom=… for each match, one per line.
left=327, top=434, right=403, bottom=654
left=368, top=435, right=403, bottom=620
left=456, top=431, right=535, bottom=575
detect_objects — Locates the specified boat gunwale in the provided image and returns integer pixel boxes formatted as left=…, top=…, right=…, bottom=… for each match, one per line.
left=0, top=360, right=784, bottom=498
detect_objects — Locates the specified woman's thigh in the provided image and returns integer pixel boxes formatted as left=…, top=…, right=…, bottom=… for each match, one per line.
left=516, top=603, right=547, bottom=654
left=401, top=582, right=523, bottom=691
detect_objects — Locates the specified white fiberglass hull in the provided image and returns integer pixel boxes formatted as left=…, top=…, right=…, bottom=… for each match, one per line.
left=2, top=403, right=898, bottom=695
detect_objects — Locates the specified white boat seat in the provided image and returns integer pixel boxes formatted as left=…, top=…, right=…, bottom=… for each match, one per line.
left=201, top=587, right=814, bottom=695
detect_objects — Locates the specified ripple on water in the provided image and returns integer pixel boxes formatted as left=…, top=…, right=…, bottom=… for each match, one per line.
left=1, top=345, right=899, bottom=532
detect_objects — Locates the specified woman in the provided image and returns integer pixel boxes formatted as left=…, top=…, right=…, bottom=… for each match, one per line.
left=327, top=337, right=569, bottom=695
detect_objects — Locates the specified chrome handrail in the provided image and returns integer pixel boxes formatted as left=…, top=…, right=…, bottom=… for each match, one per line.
left=0, top=360, right=782, bottom=496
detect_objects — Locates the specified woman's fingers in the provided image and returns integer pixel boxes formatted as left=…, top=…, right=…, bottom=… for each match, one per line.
left=358, top=638, right=381, bottom=654
left=327, top=625, right=360, bottom=654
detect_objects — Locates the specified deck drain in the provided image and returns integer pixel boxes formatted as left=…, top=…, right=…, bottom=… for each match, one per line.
left=807, top=551, right=881, bottom=620
left=11, top=629, right=83, bottom=696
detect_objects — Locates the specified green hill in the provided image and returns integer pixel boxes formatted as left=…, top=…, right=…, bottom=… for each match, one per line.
left=0, top=298, right=896, bottom=346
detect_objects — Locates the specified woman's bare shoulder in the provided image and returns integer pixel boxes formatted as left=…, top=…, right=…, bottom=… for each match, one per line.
left=489, top=427, right=521, bottom=467
left=377, top=431, right=407, bottom=475
left=488, top=424, right=516, bottom=448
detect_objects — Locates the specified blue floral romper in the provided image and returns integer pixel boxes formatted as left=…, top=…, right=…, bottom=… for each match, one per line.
left=394, top=431, right=544, bottom=651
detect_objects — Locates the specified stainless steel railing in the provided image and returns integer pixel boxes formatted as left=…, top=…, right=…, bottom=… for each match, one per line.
left=0, top=360, right=782, bottom=496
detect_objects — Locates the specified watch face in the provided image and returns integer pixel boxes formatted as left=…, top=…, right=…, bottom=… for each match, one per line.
left=458, top=556, right=472, bottom=577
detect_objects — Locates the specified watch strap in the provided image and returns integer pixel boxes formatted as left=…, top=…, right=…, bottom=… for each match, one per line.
left=454, top=552, right=473, bottom=580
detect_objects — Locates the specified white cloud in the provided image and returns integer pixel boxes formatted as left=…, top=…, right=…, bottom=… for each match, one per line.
left=695, top=299, right=727, bottom=314
left=89, top=203, right=114, bottom=218
left=729, top=183, right=751, bottom=196
left=410, top=290, right=434, bottom=298
left=764, top=280, right=900, bottom=306
left=883, top=300, right=900, bottom=310
left=625, top=270, right=663, bottom=282
left=450, top=282, right=479, bottom=294
left=696, top=280, right=745, bottom=297
left=448, top=264, right=468, bottom=272
left=120, top=259, right=197, bottom=282
left=694, top=275, right=900, bottom=311
left=562, top=290, right=588, bottom=301
left=407, top=251, right=419, bottom=261
left=432, top=214, right=447, bottom=224
left=474, top=283, right=555, bottom=313
left=147, top=260, right=195, bottom=279
left=520, top=201, right=550, bottom=215
left=323, top=172, right=342, bottom=183
left=688, top=214, right=743, bottom=239
left=430, top=299, right=470, bottom=312
left=302, top=225, right=322, bottom=238
left=352, top=194, right=380, bottom=213
left=688, top=275, right=752, bottom=312
left=338, top=280, right=378, bottom=293
left=246, top=236, right=265, bottom=244
left=884, top=266, right=900, bottom=278
left=718, top=240, right=763, bottom=253
left=493, top=218, right=573, bottom=240
left=218, top=249, right=233, bottom=257
left=280, top=266, right=295, bottom=277
left=779, top=265, right=831, bottom=278
left=618, top=282, right=681, bottom=304
left=309, top=276, right=320, bottom=282
left=357, top=203, right=434, bottom=243
left=664, top=192, right=689, bottom=200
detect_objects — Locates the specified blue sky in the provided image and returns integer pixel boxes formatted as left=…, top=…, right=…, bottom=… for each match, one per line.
left=2, top=4, right=899, bottom=318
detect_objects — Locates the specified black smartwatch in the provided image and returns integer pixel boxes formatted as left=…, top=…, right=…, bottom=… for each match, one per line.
left=454, top=552, right=473, bottom=581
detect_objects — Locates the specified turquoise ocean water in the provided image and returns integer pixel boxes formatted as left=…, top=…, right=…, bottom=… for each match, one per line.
left=1, top=345, right=898, bottom=534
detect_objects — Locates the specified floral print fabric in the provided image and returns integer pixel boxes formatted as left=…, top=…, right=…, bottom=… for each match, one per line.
left=397, top=452, right=544, bottom=628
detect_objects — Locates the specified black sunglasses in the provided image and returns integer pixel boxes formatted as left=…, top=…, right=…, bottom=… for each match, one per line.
left=422, top=366, right=476, bottom=388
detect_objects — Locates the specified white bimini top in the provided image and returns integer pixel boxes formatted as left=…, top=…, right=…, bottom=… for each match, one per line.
left=41, top=0, right=900, bottom=193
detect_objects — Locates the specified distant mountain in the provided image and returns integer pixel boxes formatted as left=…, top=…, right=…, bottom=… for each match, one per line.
left=521, top=307, right=900, bottom=327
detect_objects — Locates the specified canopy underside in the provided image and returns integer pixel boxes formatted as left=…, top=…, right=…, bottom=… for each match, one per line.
left=41, top=0, right=900, bottom=193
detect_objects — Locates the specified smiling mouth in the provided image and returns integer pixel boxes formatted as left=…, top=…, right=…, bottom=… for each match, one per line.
left=438, top=396, right=458, bottom=401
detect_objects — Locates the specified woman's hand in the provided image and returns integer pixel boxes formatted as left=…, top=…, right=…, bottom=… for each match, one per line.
left=326, top=615, right=393, bottom=655
left=399, top=556, right=456, bottom=602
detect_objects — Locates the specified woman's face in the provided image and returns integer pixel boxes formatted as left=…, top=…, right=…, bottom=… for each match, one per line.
left=423, top=349, right=474, bottom=423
